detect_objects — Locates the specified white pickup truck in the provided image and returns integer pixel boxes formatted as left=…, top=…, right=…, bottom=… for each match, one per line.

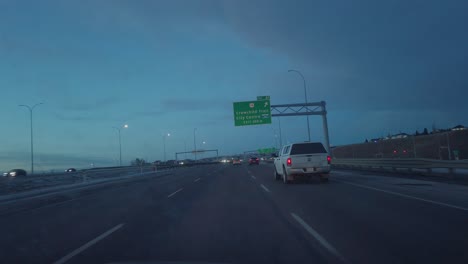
left=274, top=142, right=331, bottom=183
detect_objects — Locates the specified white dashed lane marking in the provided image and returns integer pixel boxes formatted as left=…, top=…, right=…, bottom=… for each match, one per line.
left=260, top=184, right=271, bottom=193
left=53, top=223, right=125, bottom=264
left=167, top=188, right=184, bottom=198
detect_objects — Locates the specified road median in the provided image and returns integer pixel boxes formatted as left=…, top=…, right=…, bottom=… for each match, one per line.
left=0, top=170, right=170, bottom=204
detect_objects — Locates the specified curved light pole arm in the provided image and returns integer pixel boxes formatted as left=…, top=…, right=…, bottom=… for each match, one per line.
left=18, top=103, right=43, bottom=175
left=288, top=69, right=311, bottom=141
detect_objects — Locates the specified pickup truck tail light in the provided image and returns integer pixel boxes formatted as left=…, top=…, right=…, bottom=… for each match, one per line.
left=287, top=158, right=292, bottom=166
left=327, top=156, right=331, bottom=164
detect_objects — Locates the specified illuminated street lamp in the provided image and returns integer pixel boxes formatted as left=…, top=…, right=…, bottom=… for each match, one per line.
left=113, top=124, right=128, bottom=166
left=163, top=133, right=171, bottom=162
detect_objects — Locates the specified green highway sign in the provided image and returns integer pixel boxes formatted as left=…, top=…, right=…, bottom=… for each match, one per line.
left=257, top=96, right=270, bottom=101
left=257, top=147, right=277, bottom=154
left=233, top=100, right=272, bottom=126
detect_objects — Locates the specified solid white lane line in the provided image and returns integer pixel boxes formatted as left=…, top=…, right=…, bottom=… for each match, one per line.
left=260, top=184, right=271, bottom=193
left=53, top=223, right=124, bottom=264
left=291, top=213, right=346, bottom=262
left=336, top=180, right=468, bottom=212
left=167, top=188, right=184, bottom=198
left=28, top=197, right=84, bottom=212
left=251, top=175, right=257, bottom=180
left=194, top=178, right=201, bottom=182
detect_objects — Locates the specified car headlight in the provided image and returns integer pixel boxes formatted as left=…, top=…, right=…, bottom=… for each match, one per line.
left=10, top=172, right=16, bottom=177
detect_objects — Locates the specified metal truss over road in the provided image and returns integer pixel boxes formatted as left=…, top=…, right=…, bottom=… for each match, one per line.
left=271, top=101, right=331, bottom=153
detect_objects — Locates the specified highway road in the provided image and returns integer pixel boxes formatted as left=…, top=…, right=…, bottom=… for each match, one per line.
left=1, top=163, right=468, bottom=264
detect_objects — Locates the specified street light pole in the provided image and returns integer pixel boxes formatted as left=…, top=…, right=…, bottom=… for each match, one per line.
left=163, top=133, right=170, bottom=162
left=278, top=117, right=283, bottom=148
left=163, top=135, right=166, bottom=162
left=19, top=103, right=43, bottom=175
left=194, top=128, right=197, bottom=161
left=118, top=129, right=122, bottom=166
left=273, top=131, right=279, bottom=150
left=113, top=124, right=128, bottom=166
left=202, top=141, right=206, bottom=159
left=288, top=69, right=311, bottom=142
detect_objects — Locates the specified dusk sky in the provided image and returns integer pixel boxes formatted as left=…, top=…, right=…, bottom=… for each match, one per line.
left=1, top=0, right=467, bottom=172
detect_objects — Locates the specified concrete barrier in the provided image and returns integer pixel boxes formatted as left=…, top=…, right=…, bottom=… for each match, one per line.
left=332, top=158, right=468, bottom=176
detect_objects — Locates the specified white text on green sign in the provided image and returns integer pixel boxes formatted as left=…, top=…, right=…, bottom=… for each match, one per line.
left=233, top=100, right=272, bottom=126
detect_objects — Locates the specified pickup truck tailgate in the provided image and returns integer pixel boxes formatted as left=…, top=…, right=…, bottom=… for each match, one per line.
left=290, top=154, right=328, bottom=168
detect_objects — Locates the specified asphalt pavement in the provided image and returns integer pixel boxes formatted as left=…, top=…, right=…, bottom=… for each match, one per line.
left=1, top=163, right=468, bottom=264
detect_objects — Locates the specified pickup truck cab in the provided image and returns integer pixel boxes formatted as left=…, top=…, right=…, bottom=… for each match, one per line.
left=274, top=142, right=331, bottom=183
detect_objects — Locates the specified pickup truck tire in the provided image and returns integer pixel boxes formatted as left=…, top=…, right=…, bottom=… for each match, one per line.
left=274, top=169, right=280, bottom=180
left=282, top=167, right=291, bottom=184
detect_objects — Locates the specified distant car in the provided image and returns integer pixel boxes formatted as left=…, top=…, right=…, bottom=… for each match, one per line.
left=5, top=169, right=27, bottom=177
left=249, top=157, right=260, bottom=165
left=232, top=159, right=242, bottom=165
left=65, top=168, right=77, bottom=172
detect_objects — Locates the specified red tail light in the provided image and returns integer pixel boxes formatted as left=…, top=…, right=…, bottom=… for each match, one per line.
left=286, top=158, right=292, bottom=166
left=327, top=156, right=331, bottom=164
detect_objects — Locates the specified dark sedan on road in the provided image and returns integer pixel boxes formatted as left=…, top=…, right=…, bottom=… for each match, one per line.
left=3, top=169, right=27, bottom=177
left=249, top=157, right=260, bottom=165
left=65, top=168, right=77, bottom=172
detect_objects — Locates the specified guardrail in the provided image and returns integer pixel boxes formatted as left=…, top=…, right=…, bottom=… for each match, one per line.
left=332, top=158, right=468, bottom=175
left=0, top=162, right=219, bottom=196
left=21, top=161, right=219, bottom=178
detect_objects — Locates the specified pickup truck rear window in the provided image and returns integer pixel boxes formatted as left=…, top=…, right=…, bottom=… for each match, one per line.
left=290, top=143, right=327, bottom=155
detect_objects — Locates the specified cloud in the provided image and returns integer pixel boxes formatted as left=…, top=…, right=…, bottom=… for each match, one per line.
left=54, top=106, right=164, bottom=123
left=54, top=112, right=122, bottom=123
left=161, top=98, right=231, bottom=112
left=128, top=110, right=165, bottom=118
left=214, top=0, right=468, bottom=113
left=60, top=96, right=122, bottom=112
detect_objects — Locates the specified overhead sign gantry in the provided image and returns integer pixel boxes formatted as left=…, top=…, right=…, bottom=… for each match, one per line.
left=233, top=97, right=331, bottom=153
